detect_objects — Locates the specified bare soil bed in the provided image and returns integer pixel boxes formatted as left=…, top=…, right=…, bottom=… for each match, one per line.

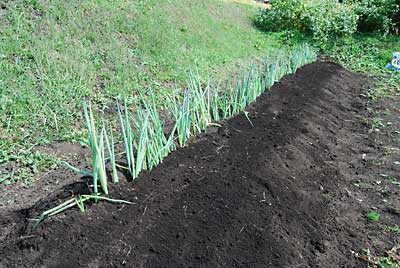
left=0, top=61, right=399, bottom=268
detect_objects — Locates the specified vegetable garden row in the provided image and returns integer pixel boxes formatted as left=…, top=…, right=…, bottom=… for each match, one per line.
left=34, top=44, right=317, bottom=227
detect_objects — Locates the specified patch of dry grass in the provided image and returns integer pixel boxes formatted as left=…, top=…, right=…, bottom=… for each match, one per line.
left=226, top=0, right=270, bottom=9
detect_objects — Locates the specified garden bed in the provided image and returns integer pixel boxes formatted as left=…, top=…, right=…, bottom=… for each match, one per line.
left=1, top=61, right=399, bottom=268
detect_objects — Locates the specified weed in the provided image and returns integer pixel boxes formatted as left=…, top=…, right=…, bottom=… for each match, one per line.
left=372, top=118, right=386, bottom=130
left=355, top=248, right=400, bottom=268
left=386, top=225, right=400, bottom=235
left=368, top=211, right=381, bottom=222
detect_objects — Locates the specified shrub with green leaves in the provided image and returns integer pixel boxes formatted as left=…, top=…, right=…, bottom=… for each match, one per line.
left=256, top=0, right=358, bottom=44
left=308, top=1, right=359, bottom=43
left=256, top=0, right=399, bottom=43
left=354, top=0, right=400, bottom=34
left=255, top=0, right=307, bottom=33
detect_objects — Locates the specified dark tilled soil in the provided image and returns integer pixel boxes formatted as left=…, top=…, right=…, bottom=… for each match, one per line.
left=1, top=61, right=399, bottom=268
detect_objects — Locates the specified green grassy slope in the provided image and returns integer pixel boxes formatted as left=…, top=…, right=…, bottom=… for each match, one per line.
left=0, top=0, right=283, bottom=183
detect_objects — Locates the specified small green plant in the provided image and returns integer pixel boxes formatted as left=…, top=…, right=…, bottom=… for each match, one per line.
left=386, top=225, right=400, bottom=234
left=368, top=211, right=381, bottom=222
left=117, top=99, right=137, bottom=178
left=170, top=90, right=192, bottom=147
left=356, top=248, right=400, bottom=268
left=376, top=256, right=400, bottom=268
left=103, top=124, right=119, bottom=183
left=372, top=118, right=385, bottom=130
left=117, top=94, right=177, bottom=178
left=187, top=72, right=213, bottom=134
left=117, top=101, right=148, bottom=178
left=33, top=195, right=134, bottom=228
left=62, top=102, right=109, bottom=195
left=0, top=142, right=57, bottom=185
left=244, top=111, right=254, bottom=127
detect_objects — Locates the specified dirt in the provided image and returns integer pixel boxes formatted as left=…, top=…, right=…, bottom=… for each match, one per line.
left=0, top=61, right=399, bottom=268
left=0, top=142, right=90, bottom=211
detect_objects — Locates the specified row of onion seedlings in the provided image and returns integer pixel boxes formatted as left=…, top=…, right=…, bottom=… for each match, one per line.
left=34, top=44, right=316, bottom=227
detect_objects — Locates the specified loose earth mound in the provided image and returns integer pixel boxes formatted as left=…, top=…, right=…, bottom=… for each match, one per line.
left=1, top=61, right=397, bottom=268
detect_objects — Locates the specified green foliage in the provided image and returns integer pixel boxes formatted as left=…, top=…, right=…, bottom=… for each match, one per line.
left=308, top=1, right=358, bottom=43
left=83, top=103, right=108, bottom=195
left=385, top=225, right=400, bottom=234
left=323, top=34, right=400, bottom=102
left=256, top=0, right=358, bottom=44
left=375, top=256, right=399, bottom=268
left=0, top=139, right=57, bottom=185
left=256, top=0, right=399, bottom=44
left=117, top=97, right=176, bottom=180
left=103, top=125, right=119, bottom=183
left=61, top=103, right=110, bottom=195
left=359, top=248, right=400, bottom=268
left=367, top=211, right=381, bottom=222
left=354, top=0, right=400, bottom=34
left=255, top=0, right=307, bottom=32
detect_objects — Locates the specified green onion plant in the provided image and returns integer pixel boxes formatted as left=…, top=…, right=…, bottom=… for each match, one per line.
left=38, top=43, right=317, bottom=227
left=104, top=124, right=118, bottom=183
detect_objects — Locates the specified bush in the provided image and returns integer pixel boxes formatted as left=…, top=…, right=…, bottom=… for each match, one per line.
left=256, top=0, right=358, bottom=43
left=255, top=0, right=308, bottom=33
left=256, top=0, right=399, bottom=44
left=354, top=0, right=400, bottom=34
left=307, top=1, right=359, bottom=43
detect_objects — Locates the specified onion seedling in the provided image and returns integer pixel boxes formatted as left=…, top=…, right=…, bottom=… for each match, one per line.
left=210, top=85, right=220, bottom=121
left=172, top=90, right=192, bottom=147
left=63, top=102, right=108, bottom=195
left=117, top=99, right=136, bottom=179
left=104, top=124, right=119, bottom=183
left=33, top=194, right=134, bottom=228
left=83, top=102, right=108, bottom=195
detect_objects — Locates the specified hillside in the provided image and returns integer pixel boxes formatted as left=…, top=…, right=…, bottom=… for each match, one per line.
left=0, top=0, right=282, bottom=183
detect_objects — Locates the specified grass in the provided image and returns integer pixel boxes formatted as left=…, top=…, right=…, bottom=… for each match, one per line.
left=0, top=0, right=286, bottom=184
